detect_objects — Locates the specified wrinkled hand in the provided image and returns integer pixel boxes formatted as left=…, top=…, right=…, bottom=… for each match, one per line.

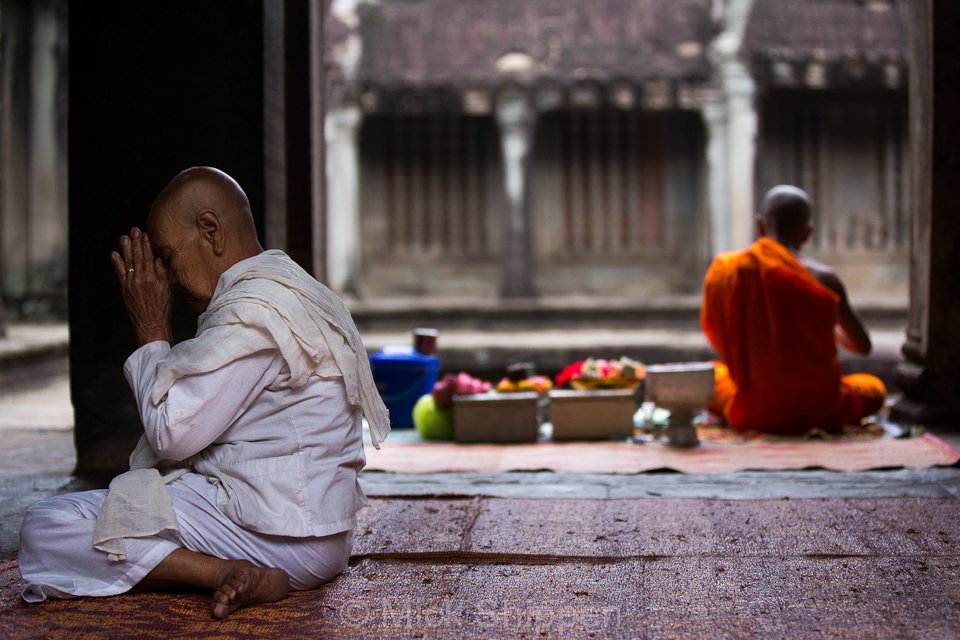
left=110, top=227, right=172, bottom=346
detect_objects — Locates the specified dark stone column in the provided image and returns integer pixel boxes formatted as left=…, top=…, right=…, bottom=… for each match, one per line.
left=69, top=0, right=266, bottom=475
left=263, top=0, right=314, bottom=272
left=309, top=1, right=328, bottom=285
left=495, top=89, right=537, bottom=299
left=893, top=0, right=960, bottom=425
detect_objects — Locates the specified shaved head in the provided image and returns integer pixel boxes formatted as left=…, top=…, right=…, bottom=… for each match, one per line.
left=146, top=167, right=263, bottom=310
left=758, top=185, right=813, bottom=248
left=148, top=166, right=256, bottom=238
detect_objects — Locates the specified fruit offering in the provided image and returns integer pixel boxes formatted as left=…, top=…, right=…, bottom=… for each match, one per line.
left=495, top=375, right=553, bottom=396
left=413, top=394, right=454, bottom=440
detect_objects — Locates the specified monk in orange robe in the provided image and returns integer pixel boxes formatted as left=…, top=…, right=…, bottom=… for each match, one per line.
left=701, top=185, right=886, bottom=435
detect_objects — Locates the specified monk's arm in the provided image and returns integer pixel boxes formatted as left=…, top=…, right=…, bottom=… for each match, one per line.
left=817, top=270, right=872, bottom=356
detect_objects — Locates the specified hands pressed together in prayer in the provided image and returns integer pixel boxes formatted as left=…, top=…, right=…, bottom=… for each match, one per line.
left=111, top=228, right=173, bottom=346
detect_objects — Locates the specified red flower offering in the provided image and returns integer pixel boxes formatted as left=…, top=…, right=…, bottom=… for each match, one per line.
left=555, top=357, right=646, bottom=390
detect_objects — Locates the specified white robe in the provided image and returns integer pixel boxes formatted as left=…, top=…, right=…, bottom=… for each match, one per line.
left=19, top=347, right=357, bottom=600
left=92, top=250, right=389, bottom=558
left=19, top=250, right=383, bottom=601
left=19, top=473, right=353, bottom=601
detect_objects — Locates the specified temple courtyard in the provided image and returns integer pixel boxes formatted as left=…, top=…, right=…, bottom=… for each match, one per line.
left=1, top=325, right=959, bottom=638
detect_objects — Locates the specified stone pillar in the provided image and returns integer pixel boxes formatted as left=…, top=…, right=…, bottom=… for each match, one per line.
left=892, top=0, right=960, bottom=424
left=494, top=89, right=537, bottom=299
left=0, top=0, right=68, bottom=317
left=704, top=102, right=733, bottom=255
left=725, top=63, right=757, bottom=251
left=263, top=0, right=314, bottom=271
left=26, top=3, right=67, bottom=308
left=705, top=0, right=757, bottom=256
left=1, top=0, right=29, bottom=307
left=323, top=0, right=363, bottom=292
left=310, top=0, right=328, bottom=284
left=263, top=0, right=289, bottom=252
left=325, top=105, right=363, bottom=294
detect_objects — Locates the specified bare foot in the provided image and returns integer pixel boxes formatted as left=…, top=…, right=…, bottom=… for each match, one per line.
left=210, top=560, right=290, bottom=619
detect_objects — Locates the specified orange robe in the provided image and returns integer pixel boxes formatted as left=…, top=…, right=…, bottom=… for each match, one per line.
left=701, top=238, right=885, bottom=435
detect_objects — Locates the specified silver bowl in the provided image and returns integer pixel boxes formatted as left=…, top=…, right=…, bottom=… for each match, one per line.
left=644, top=362, right=715, bottom=448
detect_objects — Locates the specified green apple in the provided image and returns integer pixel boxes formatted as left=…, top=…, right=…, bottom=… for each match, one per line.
left=413, top=394, right=454, bottom=440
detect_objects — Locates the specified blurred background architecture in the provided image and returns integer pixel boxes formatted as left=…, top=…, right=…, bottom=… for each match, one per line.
left=0, top=0, right=68, bottom=324
left=0, top=0, right=909, bottom=321
left=6, top=0, right=955, bottom=475
left=323, top=0, right=909, bottom=301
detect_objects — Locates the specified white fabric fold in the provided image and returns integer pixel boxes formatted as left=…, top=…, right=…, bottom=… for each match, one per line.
left=91, top=468, right=184, bottom=562
left=151, top=250, right=390, bottom=448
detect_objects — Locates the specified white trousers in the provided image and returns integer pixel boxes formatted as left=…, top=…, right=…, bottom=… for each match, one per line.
left=18, top=472, right=353, bottom=602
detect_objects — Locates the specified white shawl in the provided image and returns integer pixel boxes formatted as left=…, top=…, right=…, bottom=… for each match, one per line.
left=151, top=250, right=389, bottom=448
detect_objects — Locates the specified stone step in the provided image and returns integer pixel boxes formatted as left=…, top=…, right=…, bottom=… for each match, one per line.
left=348, top=296, right=907, bottom=332
left=0, top=324, right=70, bottom=392
left=351, top=298, right=907, bottom=385
left=362, top=326, right=907, bottom=387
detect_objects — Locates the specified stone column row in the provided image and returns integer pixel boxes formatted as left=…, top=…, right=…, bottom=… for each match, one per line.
left=322, top=93, right=538, bottom=299
left=320, top=34, right=758, bottom=297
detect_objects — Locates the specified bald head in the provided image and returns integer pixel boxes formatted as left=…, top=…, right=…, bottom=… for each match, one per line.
left=758, top=185, right=813, bottom=249
left=146, top=167, right=263, bottom=310
left=149, top=167, right=256, bottom=239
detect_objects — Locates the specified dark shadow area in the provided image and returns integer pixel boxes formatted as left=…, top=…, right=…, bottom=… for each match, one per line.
left=68, top=0, right=266, bottom=476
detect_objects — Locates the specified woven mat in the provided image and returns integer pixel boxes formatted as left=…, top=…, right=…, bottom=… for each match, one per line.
left=362, top=430, right=960, bottom=474
left=3, top=497, right=960, bottom=638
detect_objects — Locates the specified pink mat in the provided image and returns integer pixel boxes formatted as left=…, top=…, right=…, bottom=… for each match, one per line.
left=363, top=433, right=960, bottom=474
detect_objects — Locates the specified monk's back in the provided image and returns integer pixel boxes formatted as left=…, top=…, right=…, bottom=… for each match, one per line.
left=701, top=238, right=846, bottom=433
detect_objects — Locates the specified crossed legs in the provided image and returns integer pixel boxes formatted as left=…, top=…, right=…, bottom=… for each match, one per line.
left=19, top=473, right=351, bottom=619
left=140, top=548, right=289, bottom=619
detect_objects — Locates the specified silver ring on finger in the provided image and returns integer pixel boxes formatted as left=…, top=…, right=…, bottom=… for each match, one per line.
left=127, top=267, right=135, bottom=274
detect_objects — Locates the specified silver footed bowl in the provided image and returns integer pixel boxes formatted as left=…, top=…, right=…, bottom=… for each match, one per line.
left=644, top=362, right=715, bottom=410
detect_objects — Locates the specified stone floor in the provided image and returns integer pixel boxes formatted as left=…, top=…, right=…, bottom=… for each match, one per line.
left=2, top=325, right=959, bottom=637
left=2, top=361, right=959, bottom=558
